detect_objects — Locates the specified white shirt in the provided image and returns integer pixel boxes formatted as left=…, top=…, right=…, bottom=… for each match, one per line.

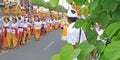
left=23, top=22, right=28, bottom=28
left=41, top=21, right=47, bottom=28
left=27, top=22, right=32, bottom=27
left=3, top=22, right=10, bottom=32
left=34, top=21, right=41, bottom=29
left=18, top=19, right=24, bottom=32
left=49, top=19, right=53, bottom=25
left=11, top=22, right=18, bottom=34
left=67, top=22, right=87, bottom=45
left=51, top=20, right=55, bottom=25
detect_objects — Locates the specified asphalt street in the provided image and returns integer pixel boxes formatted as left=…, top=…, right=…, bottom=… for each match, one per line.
left=0, top=29, right=66, bottom=60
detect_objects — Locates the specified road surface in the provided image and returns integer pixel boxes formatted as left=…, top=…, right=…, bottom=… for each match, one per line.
left=0, top=29, right=66, bottom=60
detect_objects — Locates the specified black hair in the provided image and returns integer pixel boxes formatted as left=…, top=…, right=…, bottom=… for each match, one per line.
left=13, top=18, right=17, bottom=22
left=18, top=17, right=21, bottom=20
left=24, top=19, right=26, bottom=21
left=5, top=18, right=10, bottom=22
left=38, top=18, right=41, bottom=22
left=67, top=17, right=77, bottom=22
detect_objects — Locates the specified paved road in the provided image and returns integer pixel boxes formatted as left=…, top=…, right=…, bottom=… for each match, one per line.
left=0, top=29, right=66, bottom=60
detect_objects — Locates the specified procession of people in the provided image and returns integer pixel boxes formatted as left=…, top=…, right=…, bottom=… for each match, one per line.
left=0, top=1, right=63, bottom=52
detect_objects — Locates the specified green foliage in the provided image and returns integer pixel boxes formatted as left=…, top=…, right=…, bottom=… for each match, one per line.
left=78, top=42, right=95, bottom=60
left=111, top=30, right=120, bottom=42
left=86, top=29, right=98, bottom=44
left=102, top=0, right=118, bottom=12
left=66, top=0, right=73, bottom=4
left=88, top=0, right=99, bottom=13
left=82, top=20, right=90, bottom=32
left=112, top=7, right=120, bottom=21
left=50, top=0, right=120, bottom=60
left=29, top=0, right=66, bottom=12
left=51, top=54, right=61, bottom=60
left=50, top=0, right=59, bottom=7
left=74, top=0, right=85, bottom=5
left=96, top=41, right=106, bottom=55
left=100, top=41, right=120, bottom=60
left=81, top=7, right=87, bottom=15
left=51, top=44, right=81, bottom=60
left=105, top=22, right=120, bottom=40
left=96, top=12, right=111, bottom=29
left=74, top=19, right=85, bottom=28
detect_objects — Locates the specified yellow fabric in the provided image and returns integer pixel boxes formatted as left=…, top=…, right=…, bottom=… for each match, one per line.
left=34, top=28, right=41, bottom=40
left=28, top=29, right=31, bottom=40
left=50, top=26, right=52, bottom=31
left=4, top=32, right=11, bottom=48
left=62, top=26, right=67, bottom=36
left=55, top=24, right=57, bottom=29
left=11, top=34, right=18, bottom=48
left=22, top=32, right=26, bottom=44
left=55, top=24, right=58, bottom=29
left=51, top=25, right=55, bottom=31
left=61, top=25, right=67, bottom=41
left=46, top=26, right=51, bottom=32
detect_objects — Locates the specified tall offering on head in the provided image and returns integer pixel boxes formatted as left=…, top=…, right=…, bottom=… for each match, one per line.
left=4, top=1, right=10, bottom=18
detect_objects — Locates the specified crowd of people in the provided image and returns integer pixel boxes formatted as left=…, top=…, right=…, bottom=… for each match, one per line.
left=0, top=1, right=105, bottom=60
left=0, top=1, right=63, bottom=52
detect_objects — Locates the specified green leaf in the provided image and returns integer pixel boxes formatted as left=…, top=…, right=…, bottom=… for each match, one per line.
left=60, top=44, right=74, bottom=60
left=74, top=19, right=85, bottom=28
left=72, top=48, right=81, bottom=58
left=105, top=22, right=120, bottom=39
left=96, top=40, right=106, bottom=55
left=81, top=7, right=86, bottom=15
left=66, top=0, right=73, bottom=4
left=111, top=31, right=120, bottom=41
left=82, top=20, right=90, bottom=32
left=78, top=42, right=95, bottom=60
left=102, top=0, right=118, bottom=12
left=74, top=0, right=85, bottom=5
left=99, top=53, right=109, bottom=60
left=85, top=0, right=90, bottom=6
left=104, top=41, right=120, bottom=60
left=60, top=44, right=80, bottom=60
left=86, top=29, right=98, bottom=44
left=88, top=0, right=99, bottom=13
left=50, top=0, right=59, bottom=7
left=94, top=12, right=111, bottom=29
left=112, top=7, right=120, bottom=21
left=51, top=54, right=61, bottom=60
left=93, top=3, right=102, bottom=13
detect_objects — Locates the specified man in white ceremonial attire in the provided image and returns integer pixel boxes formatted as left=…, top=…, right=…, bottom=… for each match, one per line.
left=66, top=9, right=87, bottom=60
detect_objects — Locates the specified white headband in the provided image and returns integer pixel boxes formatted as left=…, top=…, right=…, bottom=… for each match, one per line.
left=67, top=9, right=77, bottom=17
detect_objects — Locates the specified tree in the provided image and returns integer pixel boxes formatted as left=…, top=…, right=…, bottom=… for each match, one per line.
left=29, top=0, right=67, bottom=12
left=51, top=0, right=120, bottom=60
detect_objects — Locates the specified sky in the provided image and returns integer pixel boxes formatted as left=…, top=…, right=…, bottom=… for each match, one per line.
left=44, top=0, right=72, bottom=9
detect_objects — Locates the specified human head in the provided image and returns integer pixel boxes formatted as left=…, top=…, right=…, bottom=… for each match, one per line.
left=67, top=9, right=78, bottom=23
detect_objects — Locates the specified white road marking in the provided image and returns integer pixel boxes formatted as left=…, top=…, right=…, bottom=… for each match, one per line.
left=43, top=41, right=54, bottom=51
left=0, top=50, right=8, bottom=55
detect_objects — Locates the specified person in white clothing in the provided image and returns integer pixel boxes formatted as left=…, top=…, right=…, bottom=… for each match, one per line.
left=21, top=18, right=28, bottom=45
left=17, top=16, right=23, bottom=47
left=27, top=18, right=32, bottom=40
left=45, top=17, right=50, bottom=32
left=66, top=9, right=87, bottom=60
left=3, top=18, right=11, bottom=50
left=41, top=18, right=47, bottom=36
left=33, top=17, right=41, bottom=40
left=11, top=18, right=19, bottom=48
